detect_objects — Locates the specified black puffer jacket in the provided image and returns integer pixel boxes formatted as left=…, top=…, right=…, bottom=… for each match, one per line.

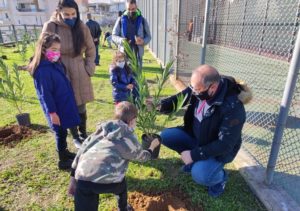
left=160, top=76, right=249, bottom=163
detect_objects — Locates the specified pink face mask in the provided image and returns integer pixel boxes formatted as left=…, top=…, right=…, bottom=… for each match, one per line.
left=45, top=50, right=61, bottom=62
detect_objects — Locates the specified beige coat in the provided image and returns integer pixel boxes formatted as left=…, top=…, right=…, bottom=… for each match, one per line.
left=42, top=13, right=96, bottom=106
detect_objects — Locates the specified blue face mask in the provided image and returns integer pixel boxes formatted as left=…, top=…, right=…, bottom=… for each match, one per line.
left=64, top=18, right=76, bottom=28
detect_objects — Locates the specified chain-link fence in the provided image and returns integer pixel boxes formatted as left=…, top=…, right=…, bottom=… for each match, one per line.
left=138, top=0, right=300, bottom=206
left=0, top=25, right=42, bottom=45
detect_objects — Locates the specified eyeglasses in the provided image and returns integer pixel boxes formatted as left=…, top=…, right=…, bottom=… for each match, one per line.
left=189, top=84, right=212, bottom=94
left=189, top=85, right=201, bottom=94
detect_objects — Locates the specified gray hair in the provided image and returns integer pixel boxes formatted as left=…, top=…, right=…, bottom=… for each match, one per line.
left=202, top=72, right=221, bottom=88
left=192, top=65, right=221, bottom=88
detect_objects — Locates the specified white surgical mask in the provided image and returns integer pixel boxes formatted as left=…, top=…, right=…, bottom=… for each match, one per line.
left=128, top=118, right=137, bottom=132
left=116, top=61, right=125, bottom=68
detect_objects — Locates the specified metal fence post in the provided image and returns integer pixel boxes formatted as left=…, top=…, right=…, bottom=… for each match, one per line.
left=12, top=25, right=18, bottom=42
left=259, top=0, right=270, bottom=55
left=0, top=29, right=3, bottom=44
left=151, top=0, right=154, bottom=51
left=164, top=0, right=168, bottom=65
left=265, top=27, right=300, bottom=185
left=239, top=0, right=247, bottom=49
left=33, top=24, right=38, bottom=40
left=200, top=0, right=211, bottom=65
left=224, top=1, right=230, bottom=45
left=175, top=0, right=181, bottom=78
left=156, top=0, right=159, bottom=57
left=288, top=1, right=300, bottom=62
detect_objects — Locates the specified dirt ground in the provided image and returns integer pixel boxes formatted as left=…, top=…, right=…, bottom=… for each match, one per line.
left=128, top=191, right=202, bottom=211
left=0, top=125, right=47, bottom=147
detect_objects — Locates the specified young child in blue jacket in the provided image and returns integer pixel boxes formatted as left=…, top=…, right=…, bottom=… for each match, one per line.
left=28, top=32, right=80, bottom=170
left=109, top=51, right=139, bottom=104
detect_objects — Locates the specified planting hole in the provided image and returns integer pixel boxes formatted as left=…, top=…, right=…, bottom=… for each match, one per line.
left=0, top=125, right=47, bottom=147
left=128, top=191, right=202, bottom=211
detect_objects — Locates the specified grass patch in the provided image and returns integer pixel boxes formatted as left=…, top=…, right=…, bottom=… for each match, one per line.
left=0, top=45, right=265, bottom=210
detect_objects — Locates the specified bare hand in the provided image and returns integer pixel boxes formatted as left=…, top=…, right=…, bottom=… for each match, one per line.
left=181, top=150, right=193, bottom=165
left=50, top=112, right=60, bottom=126
left=68, top=177, right=77, bottom=197
left=126, top=84, right=134, bottom=90
left=135, top=37, right=144, bottom=45
left=145, top=98, right=161, bottom=111
left=149, top=138, right=160, bottom=151
left=145, top=98, right=156, bottom=111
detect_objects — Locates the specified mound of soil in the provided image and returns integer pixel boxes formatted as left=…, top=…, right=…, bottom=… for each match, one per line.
left=128, top=191, right=202, bottom=211
left=0, top=125, right=47, bottom=147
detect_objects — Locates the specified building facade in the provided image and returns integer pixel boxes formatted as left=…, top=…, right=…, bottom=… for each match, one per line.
left=0, top=0, right=125, bottom=26
left=86, top=0, right=125, bottom=26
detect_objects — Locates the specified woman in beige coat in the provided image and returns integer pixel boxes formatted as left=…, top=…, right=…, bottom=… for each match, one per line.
left=42, top=0, right=96, bottom=149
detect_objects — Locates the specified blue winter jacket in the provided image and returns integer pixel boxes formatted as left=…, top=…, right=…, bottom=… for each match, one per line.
left=34, top=60, right=80, bottom=129
left=160, top=77, right=247, bottom=163
left=109, top=65, right=138, bottom=103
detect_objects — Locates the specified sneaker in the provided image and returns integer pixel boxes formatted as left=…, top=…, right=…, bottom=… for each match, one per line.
left=208, top=171, right=228, bottom=197
left=179, top=163, right=194, bottom=174
left=73, top=138, right=83, bottom=149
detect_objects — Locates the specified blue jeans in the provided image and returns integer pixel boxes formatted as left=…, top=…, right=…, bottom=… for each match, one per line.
left=161, top=127, right=226, bottom=186
left=95, top=44, right=99, bottom=65
left=53, top=125, right=67, bottom=151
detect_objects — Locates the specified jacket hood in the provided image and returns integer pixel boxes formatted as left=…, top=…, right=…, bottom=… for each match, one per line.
left=49, top=12, right=68, bottom=27
left=39, top=59, right=52, bottom=66
left=208, top=76, right=252, bottom=105
left=33, top=60, right=65, bottom=78
left=38, top=59, right=63, bottom=68
left=96, top=120, right=132, bottom=141
left=236, top=79, right=253, bottom=104
left=223, top=76, right=253, bottom=104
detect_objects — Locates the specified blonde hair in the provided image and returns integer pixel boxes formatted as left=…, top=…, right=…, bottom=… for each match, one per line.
left=112, top=51, right=125, bottom=66
left=28, top=32, right=61, bottom=75
left=114, top=101, right=138, bottom=124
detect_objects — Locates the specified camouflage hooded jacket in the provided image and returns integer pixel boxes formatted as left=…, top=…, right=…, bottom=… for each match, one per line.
left=71, top=120, right=152, bottom=184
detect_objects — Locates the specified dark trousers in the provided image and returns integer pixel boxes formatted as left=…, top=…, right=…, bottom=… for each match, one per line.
left=95, top=44, right=100, bottom=65
left=75, top=178, right=127, bottom=211
left=52, top=125, right=68, bottom=151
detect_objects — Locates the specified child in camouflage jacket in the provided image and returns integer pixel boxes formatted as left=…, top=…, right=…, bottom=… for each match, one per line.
left=68, top=101, right=159, bottom=211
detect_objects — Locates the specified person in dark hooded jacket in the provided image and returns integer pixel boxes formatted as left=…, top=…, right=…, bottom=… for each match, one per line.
left=158, top=64, right=252, bottom=197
